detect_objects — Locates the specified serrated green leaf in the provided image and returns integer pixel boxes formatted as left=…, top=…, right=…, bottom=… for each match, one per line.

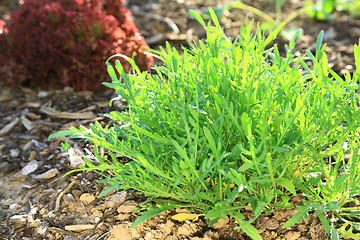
left=283, top=202, right=311, bottom=228
left=234, top=212, right=263, bottom=240
left=339, top=222, right=360, bottom=240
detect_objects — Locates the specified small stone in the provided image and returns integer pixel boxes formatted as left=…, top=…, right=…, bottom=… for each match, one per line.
left=38, top=91, right=49, bottom=98
left=212, top=216, right=229, bottom=229
left=43, top=188, right=55, bottom=194
left=33, top=168, right=59, bottom=180
left=28, top=151, right=37, bottom=161
left=20, top=160, right=39, bottom=175
left=80, top=193, right=95, bottom=205
left=22, top=141, right=34, bottom=151
left=117, top=213, right=130, bottom=221
left=35, top=221, right=49, bottom=235
left=177, top=224, right=194, bottom=237
left=10, top=172, right=27, bottom=181
left=92, top=210, right=103, bottom=218
left=94, top=217, right=101, bottom=223
left=63, top=193, right=76, bottom=204
left=130, top=227, right=141, bottom=239
left=0, top=161, right=8, bottom=169
left=109, top=224, right=133, bottom=240
left=117, top=200, right=138, bottom=213
left=1, top=198, right=13, bottom=206
left=63, top=86, right=74, bottom=92
left=32, top=140, right=47, bottom=150
left=264, top=219, right=279, bottom=230
left=144, top=232, right=154, bottom=240
left=68, top=147, right=85, bottom=168
left=285, top=231, right=301, bottom=240
left=91, top=204, right=106, bottom=212
left=9, top=203, right=19, bottom=211
left=10, top=149, right=20, bottom=158
left=105, top=191, right=127, bottom=208
left=49, top=141, right=60, bottom=151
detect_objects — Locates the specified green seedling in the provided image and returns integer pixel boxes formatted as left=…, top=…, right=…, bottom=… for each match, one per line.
left=59, top=140, right=70, bottom=152
left=50, top=8, right=360, bottom=239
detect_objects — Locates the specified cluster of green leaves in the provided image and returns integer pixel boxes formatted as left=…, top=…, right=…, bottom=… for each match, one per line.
left=202, top=0, right=360, bottom=40
left=306, top=0, right=360, bottom=20
left=201, top=0, right=305, bottom=40
left=50, top=8, right=360, bottom=239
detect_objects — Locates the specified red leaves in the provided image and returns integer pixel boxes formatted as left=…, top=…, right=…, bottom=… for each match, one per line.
left=0, top=0, right=154, bottom=92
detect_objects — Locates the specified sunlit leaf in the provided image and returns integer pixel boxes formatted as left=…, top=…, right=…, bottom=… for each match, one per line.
left=171, top=213, right=198, bottom=221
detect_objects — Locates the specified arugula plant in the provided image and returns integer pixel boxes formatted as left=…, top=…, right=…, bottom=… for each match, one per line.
left=50, top=8, right=360, bottom=239
left=201, top=0, right=306, bottom=40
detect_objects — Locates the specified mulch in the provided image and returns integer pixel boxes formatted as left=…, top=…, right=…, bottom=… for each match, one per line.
left=1, top=0, right=359, bottom=239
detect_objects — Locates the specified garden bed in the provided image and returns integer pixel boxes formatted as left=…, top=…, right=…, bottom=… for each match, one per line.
left=1, top=0, right=359, bottom=239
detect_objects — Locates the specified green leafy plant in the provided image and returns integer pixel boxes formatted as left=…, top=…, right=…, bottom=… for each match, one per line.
left=306, top=0, right=360, bottom=20
left=305, top=0, right=337, bottom=20
left=50, top=8, right=360, bottom=239
left=201, top=0, right=305, bottom=40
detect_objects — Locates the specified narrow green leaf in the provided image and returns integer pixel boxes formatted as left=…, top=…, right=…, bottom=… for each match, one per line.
left=241, top=113, right=252, bottom=138
left=48, top=130, right=73, bottom=140
left=265, top=153, right=276, bottom=187
left=106, top=62, right=118, bottom=82
left=316, top=31, right=324, bottom=54
left=208, top=7, right=221, bottom=29
left=268, top=146, right=291, bottom=153
left=318, top=212, right=332, bottom=236
left=204, top=126, right=220, bottom=160
left=330, top=223, right=340, bottom=240
left=263, top=23, right=285, bottom=48
left=130, top=204, right=178, bottom=228
left=189, top=10, right=206, bottom=28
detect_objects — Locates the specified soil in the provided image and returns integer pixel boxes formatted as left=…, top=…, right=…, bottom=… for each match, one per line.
left=0, top=0, right=359, bottom=239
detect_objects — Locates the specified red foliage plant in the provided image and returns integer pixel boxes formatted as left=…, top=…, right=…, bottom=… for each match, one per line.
left=0, top=0, right=154, bottom=91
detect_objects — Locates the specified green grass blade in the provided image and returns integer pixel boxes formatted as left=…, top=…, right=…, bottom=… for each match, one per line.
left=130, top=204, right=178, bottom=228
